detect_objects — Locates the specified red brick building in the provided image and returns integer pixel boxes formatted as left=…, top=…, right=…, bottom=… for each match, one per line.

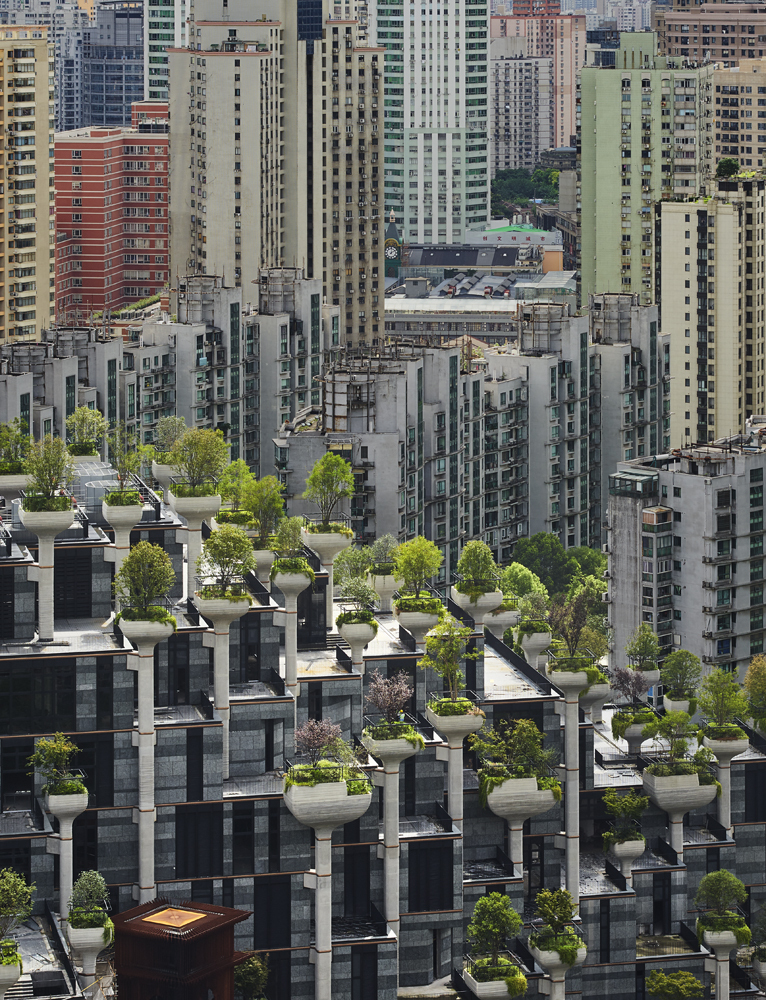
left=54, top=101, right=169, bottom=323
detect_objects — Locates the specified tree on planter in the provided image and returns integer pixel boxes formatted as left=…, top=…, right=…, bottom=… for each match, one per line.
left=660, top=650, right=701, bottom=703
left=219, top=460, right=254, bottom=511
left=602, top=787, right=648, bottom=851
left=24, top=436, right=75, bottom=508
left=153, top=415, right=187, bottom=458
left=338, top=577, right=378, bottom=615
left=242, top=475, right=285, bottom=547
left=534, top=888, right=576, bottom=934
left=467, top=893, right=522, bottom=967
left=334, top=546, right=372, bottom=588
left=716, top=157, right=739, bottom=178
left=69, top=870, right=109, bottom=924
left=169, top=427, right=228, bottom=490
left=567, top=574, right=607, bottom=616
left=394, top=536, right=443, bottom=597
left=455, top=540, right=500, bottom=596
left=0, top=868, right=34, bottom=939
left=234, top=953, right=269, bottom=1000
left=548, top=590, right=589, bottom=658
left=625, top=622, right=660, bottom=672
left=368, top=533, right=399, bottom=574
left=113, top=540, right=175, bottom=619
left=419, top=616, right=479, bottom=702
left=695, top=869, right=748, bottom=917
left=0, top=418, right=30, bottom=473
left=697, top=668, right=749, bottom=736
left=610, top=665, right=651, bottom=704
left=28, top=732, right=83, bottom=794
left=469, top=718, right=558, bottom=801
left=366, top=669, right=413, bottom=725
left=270, top=516, right=315, bottom=583
left=510, top=532, right=578, bottom=596
left=66, top=406, right=108, bottom=456
left=294, top=719, right=342, bottom=765
left=576, top=625, right=608, bottom=661
left=641, top=711, right=699, bottom=764
left=196, top=525, right=257, bottom=596
left=106, top=423, right=146, bottom=499
left=500, top=563, right=548, bottom=599
left=302, top=452, right=355, bottom=527
left=646, top=970, right=703, bottom=1000
left=744, top=653, right=766, bottom=727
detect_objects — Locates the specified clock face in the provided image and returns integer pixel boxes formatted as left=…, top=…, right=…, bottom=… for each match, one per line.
left=385, top=245, right=399, bottom=259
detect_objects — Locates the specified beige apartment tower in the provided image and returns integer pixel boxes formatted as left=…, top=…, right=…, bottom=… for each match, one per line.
left=0, top=27, right=54, bottom=341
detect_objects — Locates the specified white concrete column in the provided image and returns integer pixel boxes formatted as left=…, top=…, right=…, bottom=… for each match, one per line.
left=704, top=932, right=737, bottom=1000
left=425, top=709, right=484, bottom=833
left=314, top=828, right=333, bottom=1000
left=273, top=572, right=311, bottom=703
left=20, top=508, right=76, bottom=643
left=702, top=735, right=749, bottom=836
left=45, top=792, right=88, bottom=920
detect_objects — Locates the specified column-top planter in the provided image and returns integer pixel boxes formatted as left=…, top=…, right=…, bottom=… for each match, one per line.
left=529, top=940, right=587, bottom=977
left=637, top=668, right=661, bottom=688
left=610, top=836, right=647, bottom=866
left=520, top=630, right=552, bottom=665
left=45, top=789, right=89, bottom=823
left=151, top=460, right=174, bottom=494
left=194, top=592, right=252, bottom=626
left=702, top=928, right=740, bottom=950
left=19, top=505, right=76, bottom=537
left=338, top=620, right=377, bottom=648
left=450, top=587, right=504, bottom=626
left=300, top=526, right=353, bottom=562
left=0, top=472, right=30, bottom=493
left=642, top=769, right=718, bottom=814
left=118, top=617, right=175, bottom=650
left=579, top=682, right=611, bottom=716
left=425, top=703, right=485, bottom=744
left=702, top=732, right=751, bottom=760
left=0, top=960, right=21, bottom=989
left=546, top=662, right=593, bottom=695
left=66, top=923, right=111, bottom=977
left=253, top=548, right=276, bottom=581
left=485, top=774, right=559, bottom=825
left=484, top=606, right=522, bottom=640
left=168, top=490, right=221, bottom=521
left=272, top=569, right=313, bottom=598
left=393, top=604, right=441, bottom=644
left=663, top=694, right=691, bottom=714
left=283, top=778, right=372, bottom=831
left=102, top=498, right=144, bottom=530
left=361, top=723, right=424, bottom=764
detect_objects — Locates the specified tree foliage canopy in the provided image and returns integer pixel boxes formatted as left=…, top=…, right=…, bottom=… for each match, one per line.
left=467, top=893, right=522, bottom=965
left=302, top=452, right=355, bottom=525
left=242, top=476, right=285, bottom=546
left=491, top=167, right=559, bottom=215
left=694, top=869, right=748, bottom=916
left=197, top=524, right=257, bottom=591
left=418, top=616, right=477, bottom=700
left=0, top=869, right=34, bottom=939
left=500, top=562, right=548, bottom=599
left=393, top=536, right=443, bottom=596
left=66, top=406, right=108, bottom=449
left=170, top=427, right=228, bottom=487
left=510, top=533, right=578, bottom=596
left=698, top=668, right=749, bottom=728
left=26, top=436, right=74, bottom=498
left=660, top=650, right=701, bottom=701
left=646, top=970, right=703, bottom=1000
left=113, top=540, right=175, bottom=613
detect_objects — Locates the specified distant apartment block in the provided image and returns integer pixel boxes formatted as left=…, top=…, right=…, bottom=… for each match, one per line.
left=489, top=40, right=553, bottom=175
left=712, top=57, right=766, bottom=168
left=83, top=2, right=144, bottom=128
left=660, top=3, right=766, bottom=65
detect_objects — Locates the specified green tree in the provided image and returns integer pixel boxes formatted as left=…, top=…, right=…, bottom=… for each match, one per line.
left=107, top=422, right=145, bottom=492
left=510, top=532, right=578, bottom=596
left=467, top=893, right=522, bottom=966
left=568, top=574, right=607, bottom=615
left=625, top=622, right=661, bottom=672
left=369, top=533, right=399, bottom=570
left=567, top=545, right=607, bottom=579
left=575, top=625, right=608, bottom=661
left=334, top=546, right=372, bottom=587
left=646, top=970, right=703, bottom=1000
left=70, top=870, right=108, bottom=915
left=0, top=418, right=30, bottom=471
left=744, top=653, right=766, bottom=725
left=469, top=718, right=557, bottom=777
left=302, top=452, right=355, bottom=526
left=491, top=167, right=559, bottom=214
left=25, top=436, right=74, bottom=499
left=500, top=562, right=548, bottom=599
left=694, top=869, right=748, bottom=916
left=419, top=616, right=477, bottom=701
left=716, top=157, right=739, bottom=178
left=548, top=590, right=589, bottom=657
left=660, top=650, right=702, bottom=701
left=273, top=516, right=304, bottom=558
left=534, top=888, right=576, bottom=934
left=113, top=540, right=175, bottom=615
left=197, top=524, right=257, bottom=593
left=698, top=668, right=749, bottom=729
left=66, top=405, right=108, bottom=454
left=28, top=732, right=81, bottom=791
left=603, top=787, right=648, bottom=844
left=0, top=869, right=34, bottom=939
left=393, top=536, right=443, bottom=597
left=234, top=954, right=269, bottom=1000
left=219, top=459, right=254, bottom=510
left=641, top=711, right=697, bottom=764
left=242, top=476, right=285, bottom=547
left=154, top=415, right=187, bottom=457
left=456, top=540, right=500, bottom=593
left=170, top=427, right=228, bottom=489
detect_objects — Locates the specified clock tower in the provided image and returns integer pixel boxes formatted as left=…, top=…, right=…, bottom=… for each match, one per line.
left=384, top=208, right=401, bottom=279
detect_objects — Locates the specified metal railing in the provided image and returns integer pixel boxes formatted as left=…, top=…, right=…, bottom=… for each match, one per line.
left=44, top=899, right=77, bottom=988
left=284, top=755, right=371, bottom=789
left=362, top=713, right=422, bottom=741
left=433, top=799, right=457, bottom=833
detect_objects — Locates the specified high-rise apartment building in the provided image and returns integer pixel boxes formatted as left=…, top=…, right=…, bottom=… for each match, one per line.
left=489, top=39, right=553, bottom=175
left=55, top=105, right=169, bottom=321
left=578, top=33, right=714, bottom=307
left=0, top=26, right=55, bottom=342
left=168, top=3, right=382, bottom=347
left=82, top=2, right=144, bottom=128
left=143, top=0, right=185, bottom=100
left=660, top=172, right=766, bottom=445
left=660, top=3, right=766, bottom=65
left=490, top=14, right=586, bottom=148
left=377, top=0, right=490, bottom=244
left=712, top=56, right=766, bottom=167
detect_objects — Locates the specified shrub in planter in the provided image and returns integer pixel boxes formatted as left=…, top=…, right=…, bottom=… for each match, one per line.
left=285, top=721, right=371, bottom=796
left=601, top=787, right=648, bottom=853
left=269, top=517, right=315, bottom=583
left=66, top=406, right=107, bottom=457
left=0, top=868, right=34, bottom=942
left=368, top=533, right=399, bottom=577
left=660, top=649, right=701, bottom=712
left=28, top=732, right=85, bottom=796
left=241, top=475, right=285, bottom=548
left=611, top=707, right=656, bottom=742
left=420, top=616, right=482, bottom=709
left=393, top=536, right=443, bottom=601
left=334, top=546, right=372, bottom=587
left=642, top=712, right=721, bottom=792
left=219, top=460, right=255, bottom=514
left=69, top=870, right=114, bottom=945
left=500, top=562, right=548, bottom=599
left=548, top=655, right=608, bottom=696
left=234, top=952, right=269, bottom=1000
left=529, top=888, right=585, bottom=966
left=215, top=509, right=253, bottom=526
left=169, top=427, right=228, bottom=495
left=454, top=540, right=500, bottom=601
left=625, top=622, right=661, bottom=673
left=363, top=669, right=423, bottom=747
left=646, top=970, right=703, bottom=1000
left=23, top=437, right=75, bottom=511
left=152, top=416, right=187, bottom=463
left=113, top=540, right=176, bottom=628
left=467, top=892, right=523, bottom=974
left=469, top=718, right=560, bottom=807
left=196, top=524, right=256, bottom=600
left=698, top=668, right=749, bottom=740
left=0, top=418, right=30, bottom=474
left=302, top=452, right=355, bottom=529
left=694, top=869, right=751, bottom=945
left=336, top=578, right=379, bottom=631
left=548, top=590, right=590, bottom=658
left=105, top=423, right=147, bottom=503
left=611, top=665, right=651, bottom=704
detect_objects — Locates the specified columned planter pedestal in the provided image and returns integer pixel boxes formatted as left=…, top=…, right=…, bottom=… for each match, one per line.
left=703, top=734, right=750, bottom=835
left=579, top=682, right=610, bottom=724
left=67, top=925, right=107, bottom=985
left=168, top=492, right=222, bottom=598
left=425, top=707, right=484, bottom=831
left=367, top=573, right=397, bottom=614
left=450, top=587, right=504, bottom=629
left=20, top=507, right=76, bottom=643
left=703, top=929, right=739, bottom=1000
left=0, top=962, right=21, bottom=998
left=623, top=722, right=648, bottom=757
left=102, top=500, right=144, bottom=581
left=530, top=944, right=587, bottom=1000
left=484, top=608, right=521, bottom=642
left=45, top=790, right=89, bottom=919
left=194, top=594, right=252, bottom=780
left=119, top=617, right=174, bottom=902
left=393, top=608, right=440, bottom=650
left=642, top=771, right=717, bottom=858
left=339, top=621, right=377, bottom=733
left=253, top=549, right=276, bottom=586
left=284, top=781, right=372, bottom=1000
left=361, top=733, right=421, bottom=941
left=151, top=461, right=174, bottom=502
left=486, top=776, right=557, bottom=872
left=547, top=666, right=591, bottom=904
left=301, top=529, right=352, bottom=629
left=609, top=838, right=646, bottom=887
left=272, top=571, right=312, bottom=701
left=520, top=632, right=552, bottom=671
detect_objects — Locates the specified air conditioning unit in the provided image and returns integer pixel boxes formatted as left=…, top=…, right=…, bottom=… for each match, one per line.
left=702, top=630, right=713, bottom=639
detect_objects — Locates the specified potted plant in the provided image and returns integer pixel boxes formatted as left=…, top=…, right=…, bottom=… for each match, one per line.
left=234, top=953, right=269, bottom=1000
left=609, top=665, right=653, bottom=754
left=451, top=541, right=503, bottom=625
left=694, top=869, right=750, bottom=951
left=66, top=405, right=108, bottom=459
left=151, top=415, right=187, bottom=496
left=646, top=970, right=703, bottom=1000
left=102, top=423, right=145, bottom=535
left=392, top=536, right=444, bottom=642
left=66, top=870, right=114, bottom=981
left=0, top=418, right=31, bottom=491
left=421, top=615, right=484, bottom=731
left=361, top=669, right=424, bottom=758
left=335, top=546, right=372, bottom=589
left=601, top=787, right=648, bottom=876
left=463, top=893, right=527, bottom=999
left=270, top=516, right=315, bottom=589
left=0, top=868, right=34, bottom=992
left=113, top=540, right=177, bottom=642
left=28, top=731, right=87, bottom=807
left=20, top=436, right=75, bottom=516
left=698, top=668, right=750, bottom=749
left=660, top=649, right=701, bottom=714
left=625, top=622, right=662, bottom=687
left=301, top=452, right=355, bottom=537
left=366, top=533, right=400, bottom=613
left=168, top=426, right=227, bottom=504
left=528, top=888, right=587, bottom=976
left=241, top=474, right=285, bottom=581
left=195, top=524, right=256, bottom=605
left=514, top=592, right=552, bottom=669
left=336, top=577, right=379, bottom=667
